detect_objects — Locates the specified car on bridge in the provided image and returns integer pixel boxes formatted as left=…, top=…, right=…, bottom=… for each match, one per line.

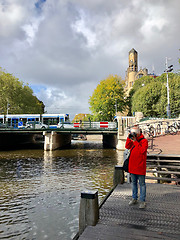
left=0, top=123, right=6, bottom=128
left=57, top=122, right=74, bottom=129
left=0, top=123, right=14, bottom=129
left=25, top=121, right=48, bottom=129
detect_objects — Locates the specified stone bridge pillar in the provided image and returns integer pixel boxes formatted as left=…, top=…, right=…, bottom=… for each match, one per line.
left=43, top=131, right=71, bottom=151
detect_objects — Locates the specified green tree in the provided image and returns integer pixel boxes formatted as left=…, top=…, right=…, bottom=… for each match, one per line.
left=0, top=68, right=44, bottom=114
left=130, top=73, right=180, bottom=117
left=131, top=81, right=163, bottom=117
left=89, top=75, right=125, bottom=121
left=127, top=75, right=154, bottom=115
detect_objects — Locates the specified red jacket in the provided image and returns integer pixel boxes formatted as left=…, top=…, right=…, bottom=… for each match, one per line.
left=125, top=134, right=148, bottom=175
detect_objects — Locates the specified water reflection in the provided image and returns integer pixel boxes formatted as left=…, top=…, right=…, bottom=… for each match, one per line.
left=0, top=141, right=121, bottom=239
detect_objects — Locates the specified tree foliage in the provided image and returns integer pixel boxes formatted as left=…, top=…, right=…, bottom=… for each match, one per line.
left=89, top=75, right=125, bottom=121
left=130, top=73, right=180, bottom=117
left=72, top=113, right=92, bottom=122
left=0, top=68, right=44, bottom=114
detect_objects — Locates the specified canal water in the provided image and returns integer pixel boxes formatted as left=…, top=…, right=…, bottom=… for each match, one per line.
left=0, top=140, right=124, bottom=240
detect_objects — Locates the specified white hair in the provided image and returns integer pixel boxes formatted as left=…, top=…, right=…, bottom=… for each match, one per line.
left=131, top=126, right=140, bottom=135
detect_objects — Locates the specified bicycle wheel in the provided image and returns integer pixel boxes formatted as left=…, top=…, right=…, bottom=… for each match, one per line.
left=149, top=126, right=155, bottom=136
left=169, top=126, right=177, bottom=135
left=156, top=124, right=161, bottom=135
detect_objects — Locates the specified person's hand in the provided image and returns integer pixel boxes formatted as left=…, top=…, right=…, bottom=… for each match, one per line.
left=132, top=137, right=136, bottom=142
left=128, top=134, right=136, bottom=141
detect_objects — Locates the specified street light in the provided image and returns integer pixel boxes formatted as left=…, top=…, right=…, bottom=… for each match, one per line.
left=165, top=57, right=173, bottom=118
left=6, top=101, right=10, bottom=125
left=115, top=99, right=117, bottom=115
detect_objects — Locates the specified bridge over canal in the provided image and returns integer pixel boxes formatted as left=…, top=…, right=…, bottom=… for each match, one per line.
left=0, top=117, right=136, bottom=151
left=1, top=114, right=176, bottom=151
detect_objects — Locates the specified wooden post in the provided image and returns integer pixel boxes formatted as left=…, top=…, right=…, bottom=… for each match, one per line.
left=113, top=165, right=124, bottom=186
left=79, top=190, right=99, bottom=235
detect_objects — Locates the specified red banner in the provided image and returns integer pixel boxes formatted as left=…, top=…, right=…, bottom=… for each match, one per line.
left=74, top=123, right=80, bottom=127
left=100, top=122, right=108, bottom=128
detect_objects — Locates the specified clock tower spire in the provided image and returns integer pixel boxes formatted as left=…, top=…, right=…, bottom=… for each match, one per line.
left=129, top=48, right=138, bottom=72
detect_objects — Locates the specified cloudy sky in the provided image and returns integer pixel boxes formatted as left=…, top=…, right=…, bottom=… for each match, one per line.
left=0, top=0, right=180, bottom=119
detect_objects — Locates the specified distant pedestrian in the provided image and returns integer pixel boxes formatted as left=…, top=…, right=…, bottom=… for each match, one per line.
left=79, top=119, right=82, bottom=128
left=125, top=125, right=148, bottom=209
left=88, top=117, right=91, bottom=127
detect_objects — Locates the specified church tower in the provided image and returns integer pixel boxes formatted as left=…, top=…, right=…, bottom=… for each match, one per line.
left=125, top=48, right=150, bottom=95
left=127, top=48, right=138, bottom=89
left=129, top=48, right=138, bottom=72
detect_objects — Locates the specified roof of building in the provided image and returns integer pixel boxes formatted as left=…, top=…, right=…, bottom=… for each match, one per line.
left=129, top=48, right=137, bottom=54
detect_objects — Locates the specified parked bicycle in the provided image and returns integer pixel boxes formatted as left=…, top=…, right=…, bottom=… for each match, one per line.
left=155, top=122, right=162, bottom=135
left=147, top=135, right=162, bottom=154
left=144, top=124, right=155, bottom=137
left=172, top=120, right=180, bottom=131
left=165, top=122, right=178, bottom=135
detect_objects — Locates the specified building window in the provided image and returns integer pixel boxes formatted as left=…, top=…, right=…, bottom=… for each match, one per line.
left=138, top=74, right=143, bottom=79
left=129, top=81, right=134, bottom=87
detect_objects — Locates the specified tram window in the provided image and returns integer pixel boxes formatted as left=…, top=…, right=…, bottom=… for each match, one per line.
left=12, top=118, right=18, bottom=127
left=43, top=119, right=48, bottom=125
left=65, top=114, right=69, bottom=122
left=21, top=119, right=27, bottom=125
left=60, top=118, right=64, bottom=123
left=28, top=118, right=36, bottom=122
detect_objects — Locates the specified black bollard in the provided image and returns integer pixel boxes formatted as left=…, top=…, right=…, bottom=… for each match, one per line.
left=113, top=165, right=124, bottom=186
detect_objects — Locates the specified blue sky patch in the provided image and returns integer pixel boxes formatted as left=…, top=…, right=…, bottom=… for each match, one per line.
left=30, top=84, right=47, bottom=94
left=35, top=0, right=46, bottom=10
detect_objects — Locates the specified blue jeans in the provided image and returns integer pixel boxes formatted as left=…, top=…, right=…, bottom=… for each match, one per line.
left=131, top=174, right=146, bottom=202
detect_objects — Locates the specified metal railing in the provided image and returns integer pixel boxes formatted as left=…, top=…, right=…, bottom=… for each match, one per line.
left=146, top=155, right=180, bottom=184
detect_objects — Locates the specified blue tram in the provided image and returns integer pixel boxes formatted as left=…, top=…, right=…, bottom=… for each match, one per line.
left=2, top=113, right=70, bottom=128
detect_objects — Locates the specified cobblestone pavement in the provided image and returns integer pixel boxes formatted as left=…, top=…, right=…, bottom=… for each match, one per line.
left=148, top=133, right=180, bottom=155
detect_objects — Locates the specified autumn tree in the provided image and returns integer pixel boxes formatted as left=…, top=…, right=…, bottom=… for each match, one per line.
left=89, top=75, right=126, bottom=121
left=0, top=68, right=44, bottom=114
left=72, top=113, right=93, bottom=122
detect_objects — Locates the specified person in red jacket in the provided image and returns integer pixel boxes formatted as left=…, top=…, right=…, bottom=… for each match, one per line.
left=125, top=125, right=148, bottom=209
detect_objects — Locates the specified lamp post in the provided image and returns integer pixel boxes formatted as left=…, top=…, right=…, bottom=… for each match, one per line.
left=115, top=99, right=117, bottom=115
left=165, top=57, right=173, bottom=119
left=6, top=101, right=10, bottom=122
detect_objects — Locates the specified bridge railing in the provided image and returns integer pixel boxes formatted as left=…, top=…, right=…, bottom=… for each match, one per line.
left=73, top=121, right=117, bottom=129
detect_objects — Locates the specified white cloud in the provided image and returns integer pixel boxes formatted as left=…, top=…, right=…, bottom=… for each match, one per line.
left=0, top=0, right=180, bottom=119
left=71, top=9, right=97, bottom=49
left=22, top=16, right=44, bottom=46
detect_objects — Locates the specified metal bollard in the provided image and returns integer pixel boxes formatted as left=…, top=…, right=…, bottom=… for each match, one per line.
left=79, top=190, right=99, bottom=235
left=113, top=165, right=124, bottom=186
